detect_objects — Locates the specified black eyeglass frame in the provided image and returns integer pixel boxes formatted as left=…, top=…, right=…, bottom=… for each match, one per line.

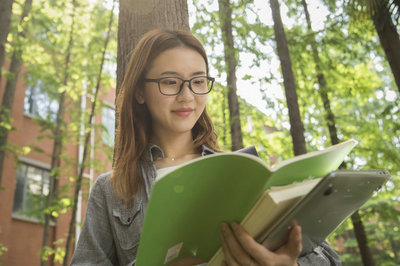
left=143, top=76, right=215, bottom=96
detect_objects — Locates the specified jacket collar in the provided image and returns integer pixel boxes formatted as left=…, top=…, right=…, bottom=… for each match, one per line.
left=147, top=143, right=215, bottom=162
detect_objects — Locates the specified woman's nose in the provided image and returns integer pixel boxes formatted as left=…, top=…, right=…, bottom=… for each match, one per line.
left=176, top=81, right=194, bottom=101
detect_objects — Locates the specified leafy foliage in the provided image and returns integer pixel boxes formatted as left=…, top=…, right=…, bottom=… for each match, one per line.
left=192, top=0, right=400, bottom=264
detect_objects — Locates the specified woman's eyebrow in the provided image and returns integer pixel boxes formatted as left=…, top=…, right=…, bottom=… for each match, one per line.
left=192, top=71, right=206, bottom=76
left=160, top=71, right=179, bottom=76
left=160, top=71, right=206, bottom=76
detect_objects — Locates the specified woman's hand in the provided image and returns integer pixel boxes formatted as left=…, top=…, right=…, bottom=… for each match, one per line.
left=220, top=222, right=302, bottom=266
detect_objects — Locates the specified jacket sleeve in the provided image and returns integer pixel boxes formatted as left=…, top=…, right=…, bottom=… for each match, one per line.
left=70, top=178, right=117, bottom=265
left=297, top=241, right=342, bottom=266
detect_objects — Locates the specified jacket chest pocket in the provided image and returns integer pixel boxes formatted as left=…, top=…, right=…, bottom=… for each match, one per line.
left=112, top=202, right=143, bottom=251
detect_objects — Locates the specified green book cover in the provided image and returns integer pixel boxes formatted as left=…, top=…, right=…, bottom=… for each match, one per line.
left=135, top=139, right=357, bottom=265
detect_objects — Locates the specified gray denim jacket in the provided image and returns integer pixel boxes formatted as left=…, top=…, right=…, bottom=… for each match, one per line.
left=70, top=145, right=341, bottom=265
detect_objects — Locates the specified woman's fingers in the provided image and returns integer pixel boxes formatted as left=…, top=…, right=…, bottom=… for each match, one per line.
left=220, top=222, right=256, bottom=266
left=228, top=222, right=302, bottom=266
left=230, top=222, right=273, bottom=263
left=276, top=224, right=302, bottom=260
left=220, top=232, right=239, bottom=266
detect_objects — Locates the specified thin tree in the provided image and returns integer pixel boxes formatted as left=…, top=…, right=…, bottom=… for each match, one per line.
left=217, top=0, right=244, bottom=151
left=40, top=0, right=77, bottom=264
left=300, top=0, right=339, bottom=146
left=301, top=1, right=375, bottom=264
left=0, top=0, right=32, bottom=184
left=0, top=0, right=14, bottom=82
left=62, top=0, right=116, bottom=264
left=269, top=0, right=306, bottom=155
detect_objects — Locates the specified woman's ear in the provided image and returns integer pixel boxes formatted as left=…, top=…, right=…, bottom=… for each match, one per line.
left=135, top=89, right=145, bottom=104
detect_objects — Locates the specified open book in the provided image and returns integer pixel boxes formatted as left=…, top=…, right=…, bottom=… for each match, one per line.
left=208, top=169, right=390, bottom=265
left=135, top=139, right=364, bottom=265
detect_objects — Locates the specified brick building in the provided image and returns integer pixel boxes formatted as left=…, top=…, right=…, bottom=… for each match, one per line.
left=0, top=61, right=115, bottom=265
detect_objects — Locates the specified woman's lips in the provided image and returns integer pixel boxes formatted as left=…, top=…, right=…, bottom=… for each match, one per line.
left=172, top=108, right=193, bottom=117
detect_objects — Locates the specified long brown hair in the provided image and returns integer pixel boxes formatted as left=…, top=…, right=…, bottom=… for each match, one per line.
left=113, top=29, right=219, bottom=204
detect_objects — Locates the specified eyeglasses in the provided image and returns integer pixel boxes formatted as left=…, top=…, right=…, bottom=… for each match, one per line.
left=144, top=76, right=215, bottom=96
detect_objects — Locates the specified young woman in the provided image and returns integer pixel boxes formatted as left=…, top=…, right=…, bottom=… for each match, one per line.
left=71, top=29, right=341, bottom=265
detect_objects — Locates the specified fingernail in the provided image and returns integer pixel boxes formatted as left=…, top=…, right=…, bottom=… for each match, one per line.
left=231, top=221, right=239, bottom=229
left=220, top=222, right=227, bottom=232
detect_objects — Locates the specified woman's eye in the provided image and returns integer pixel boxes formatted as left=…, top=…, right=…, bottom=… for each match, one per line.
left=162, top=79, right=178, bottom=86
left=193, top=79, right=205, bottom=85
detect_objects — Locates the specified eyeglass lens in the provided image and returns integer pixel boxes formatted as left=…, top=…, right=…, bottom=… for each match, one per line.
left=159, top=77, right=211, bottom=95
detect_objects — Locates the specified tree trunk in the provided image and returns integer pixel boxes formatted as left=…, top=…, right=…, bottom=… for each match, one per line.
left=116, top=0, right=189, bottom=94
left=217, top=0, right=243, bottom=151
left=301, top=0, right=339, bottom=146
left=0, top=0, right=32, bottom=184
left=373, top=5, right=400, bottom=94
left=351, top=211, right=376, bottom=266
left=269, top=0, right=306, bottom=156
left=0, top=0, right=14, bottom=82
left=62, top=1, right=116, bottom=264
left=40, top=0, right=76, bottom=264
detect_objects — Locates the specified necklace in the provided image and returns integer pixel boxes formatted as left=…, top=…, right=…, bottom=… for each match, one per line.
left=162, top=153, right=200, bottom=162
left=159, top=156, right=176, bottom=161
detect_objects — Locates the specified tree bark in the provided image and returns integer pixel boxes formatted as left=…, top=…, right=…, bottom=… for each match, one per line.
left=117, top=0, right=189, bottom=94
left=0, top=0, right=14, bottom=82
left=217, top=0, right=243, bottom=151
left=62, top=1, right=116, bottom=264
left=0, top=0, right=32, bottom=184
left=351, top=211, right=376, bottom=266
left=269, top=0, right=306, bottom=155
left=373, top=5, right=400, bottom=94
left=41, top=0, right=76, bottom=264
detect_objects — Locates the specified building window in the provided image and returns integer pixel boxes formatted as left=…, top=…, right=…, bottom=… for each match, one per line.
left=102, top=105, right=115, bottom=146
left=12, top=162, right=50, bottom=222
left=24, top=79, right=59, bottom=122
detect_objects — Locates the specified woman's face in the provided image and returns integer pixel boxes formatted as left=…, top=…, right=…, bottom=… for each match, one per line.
left=137, top=47, right=208, bottom=139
